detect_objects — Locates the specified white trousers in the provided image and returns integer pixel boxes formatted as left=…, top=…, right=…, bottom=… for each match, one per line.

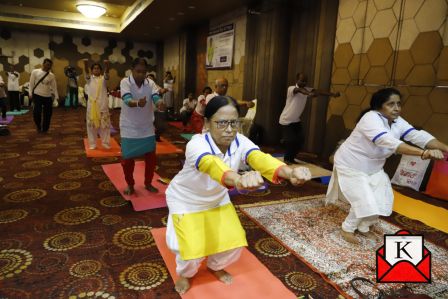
left=86, top=124, right=110, bottom=148
left=166, top=214, right=243, bottom=278
left=342, top=207, right=379, bottom=233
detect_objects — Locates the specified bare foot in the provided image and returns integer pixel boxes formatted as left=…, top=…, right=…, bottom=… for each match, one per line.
left=175, top=276, right=190, bottom=294
left=209, top=269, right=233, bottom=285
left=358, top=230, right=377, bottom=240
left=341, top=230, right=359, bottom=244
left=145, top=184, right=159, bottom=193
left=124, top=185, right=135, bottom=195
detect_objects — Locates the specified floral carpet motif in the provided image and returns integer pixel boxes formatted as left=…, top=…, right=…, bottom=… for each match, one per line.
left=241, top=197, right=448, bottom=298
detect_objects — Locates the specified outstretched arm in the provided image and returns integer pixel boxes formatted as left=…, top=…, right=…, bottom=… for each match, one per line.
left=425, top=139, right=448, bottom=153
left=310, top=89, right=340, bottom=98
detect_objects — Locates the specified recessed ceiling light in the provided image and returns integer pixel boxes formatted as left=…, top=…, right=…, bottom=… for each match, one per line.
left=177, top=12, right=184, bottom=15
left=19, top=3, right=23, bottom=7
left=188, top=6, right=195, bottom=9
left=154, top=26, right=160, bottom=29
left=76, top=2, right=107, bottom=18
left=168, top=17, right=175, bottom=21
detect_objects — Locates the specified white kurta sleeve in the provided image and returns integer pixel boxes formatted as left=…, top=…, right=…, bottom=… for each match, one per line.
left=397, top=117, right=435, bottom=148
left=358, top=112, right=403, bottom=150
left=120, top=77, right=133, bottom=105
left=185, top=136, right=213, bottom=169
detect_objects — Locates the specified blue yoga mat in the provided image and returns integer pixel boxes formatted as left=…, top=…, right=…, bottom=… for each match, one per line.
left=6, top=109, right=29, bottom=115
left=180, top=133, right=195, bottom=141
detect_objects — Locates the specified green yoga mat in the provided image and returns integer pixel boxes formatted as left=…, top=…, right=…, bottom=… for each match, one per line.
left=6, top=109, right=29, bottom=115
left=180, top=133, right=195, bottom=141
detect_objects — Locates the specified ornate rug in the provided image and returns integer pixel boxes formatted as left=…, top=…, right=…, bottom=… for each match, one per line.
left=241, top=196, right=448, bottom=298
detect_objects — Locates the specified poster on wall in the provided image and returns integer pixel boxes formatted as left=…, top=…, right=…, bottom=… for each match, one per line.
left=206, top=24, right=234, bottom=69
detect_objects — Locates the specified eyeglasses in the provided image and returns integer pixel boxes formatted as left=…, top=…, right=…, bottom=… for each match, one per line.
left=214, top=119, right=241, bottom=130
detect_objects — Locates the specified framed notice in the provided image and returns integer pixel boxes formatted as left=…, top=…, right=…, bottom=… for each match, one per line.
left=206, top=24, right=234, bottom=69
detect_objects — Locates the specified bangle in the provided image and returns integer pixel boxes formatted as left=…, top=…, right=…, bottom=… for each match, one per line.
left=421, top=149, right=428, bottom=159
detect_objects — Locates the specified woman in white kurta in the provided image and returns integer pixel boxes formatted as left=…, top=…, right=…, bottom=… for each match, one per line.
left=83, top=60, right=111, bottom=149
left=120, top=58, right=164, bottom=195
left=165, top=95, right=312, bottom=294
left=326, top=88, right=448, bottom=244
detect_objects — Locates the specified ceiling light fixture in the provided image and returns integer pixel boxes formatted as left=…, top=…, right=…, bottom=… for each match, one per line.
left=76, top=2, right=107, bottom=18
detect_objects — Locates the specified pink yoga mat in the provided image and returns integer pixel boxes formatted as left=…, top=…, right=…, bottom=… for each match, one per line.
left=0, top=115, right=13, bottom=124
left=152, top=227, right=296, bottom=299
left=102, top=161, right=167, bottom=211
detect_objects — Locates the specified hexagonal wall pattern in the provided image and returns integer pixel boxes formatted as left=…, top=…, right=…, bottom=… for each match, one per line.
left=343, top=105, right=362, bottom=130
left=334, top=43, right=354, bottom=67
left=414, top=0, right=447, bottom=32
left=370, top=9, right=397, bottom=38
left=339, top=0, right=359, bottom=19
left=401, top=95, right=433, bottom=127
left=410, top=32, right=443, bottom=64
left=424, top=113, right=448, bottom=143
left=353, top=1, right=367, bottom=28
left=367, top=38, right=393, bottom=65
left=406, top=65, right=436, bottom=85
left=373, top=0, right=396, bottom=11
left=429, top=88, right=448, bottom=113
left=394, top=50, right=414, bottom=81
left=402, top=0, right=424, bottom=19
left=336, top=18, right=357, bottom=43
left=398, top=19, right=420, bottom=50
left=345, top=85, right=367, bottom=105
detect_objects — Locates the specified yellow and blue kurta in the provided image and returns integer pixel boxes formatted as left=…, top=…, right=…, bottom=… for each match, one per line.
left=166, top=132, right=285, bottom=260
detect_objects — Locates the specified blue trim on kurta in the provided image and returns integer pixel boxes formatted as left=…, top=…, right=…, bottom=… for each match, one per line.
left=205, top=134, right=216, bottom=155
left=122, top=93, right=132, bottom=105
left=372, top=131, right=387, bottom=143
left=121, top=135, right=156, bottom=159
left=245, top=147, right=260, bottom=163
left=235, top=136, right=240, bottom=147
left=401, top=127, right=415, bottom=139
left=152, top=94, right=161, bottom=104
left=195, top=152, right=212, bottom=170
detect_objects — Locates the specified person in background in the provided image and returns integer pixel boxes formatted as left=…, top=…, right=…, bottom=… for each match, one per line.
left=179, top=92, right=197, bottom=131
left=83, top=59, right=111, bottom=150
left=147, top=73, right=168, bottom=142
left=163, top=71, right=175, bottom=116
left=205, top=78, right=255, bottom=109
left=29, top=58, right=59, bottom=133
left=279, top=72, right=340, bottom=164
left=326, top=88, right=448, bottom=244
left=65, top=66, right=79, bottom=108
left=190, top=86, right=212, bottom=133
left=165, top=96, right=312, bottom=294
left=0, top=75, right=7, bottom=119
left=119, top=58, right=165, bottom=195
left=7, top=65, right=20, bottom=111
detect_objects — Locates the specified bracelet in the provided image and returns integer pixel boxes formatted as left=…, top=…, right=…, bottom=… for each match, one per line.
left=421, top=149, right=428, bottom=159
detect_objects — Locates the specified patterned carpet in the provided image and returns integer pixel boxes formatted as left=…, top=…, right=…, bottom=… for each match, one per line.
left=1, top=108, right=446, bottom=298
left=241, top=196, right=448, bottom=298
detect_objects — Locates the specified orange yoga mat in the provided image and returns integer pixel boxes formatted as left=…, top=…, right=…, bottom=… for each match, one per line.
left=84, top=138, right=121, bottom=157
left=102, top=162, right=167, bottom=211
left=151, top=227, right=296, bottom=299
left=157, top=137, right=183, bottom=155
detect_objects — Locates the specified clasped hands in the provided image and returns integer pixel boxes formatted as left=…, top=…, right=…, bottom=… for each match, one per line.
left=234, top=166, right=312, bottom=193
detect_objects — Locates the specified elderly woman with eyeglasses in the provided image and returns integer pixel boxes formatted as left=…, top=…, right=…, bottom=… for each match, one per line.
left=165, top=95, right=312, bottom=294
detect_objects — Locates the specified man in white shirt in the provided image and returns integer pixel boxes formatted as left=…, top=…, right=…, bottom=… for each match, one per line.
left=279, top=72, right=340, bottom=164
left=179, top=92, right=197, bottom=130
left=29, top=58, right=59, bottom=133
left=7, top=65, right=20, bottom=111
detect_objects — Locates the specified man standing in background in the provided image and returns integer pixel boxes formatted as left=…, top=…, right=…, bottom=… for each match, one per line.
left=29, top=58, right=59, bottom=133
left=7, top=65, right=20, bottom=111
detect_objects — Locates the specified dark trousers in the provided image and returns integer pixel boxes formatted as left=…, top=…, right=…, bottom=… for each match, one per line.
left=121, top=151, right=156, bottom=187
left=33, top=94, right=53, bottom=132
left=281, top=122, right=303, bottom=163
left=68, top=87, right=78, bottom=108
left=8, top=91, right=20, bottom=111
left=180, top=110, right=192, bottom=126
left=0, top=98, right=6, bottom=118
